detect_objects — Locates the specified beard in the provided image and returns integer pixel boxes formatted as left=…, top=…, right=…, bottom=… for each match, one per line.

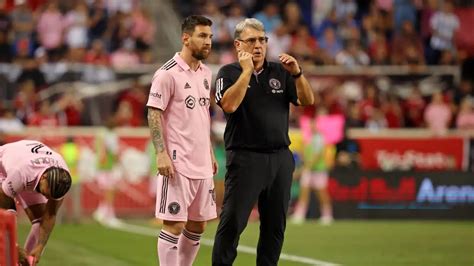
left=192, top=48, right=209, bottom=60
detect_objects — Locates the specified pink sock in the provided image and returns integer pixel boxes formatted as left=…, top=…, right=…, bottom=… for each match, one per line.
left=157, top=229, right=179, bottom=266
left=178, top=229, right=202, bottom=266
left=24, top=220, right=41, bottom=253
left=293, top=202, right=307, bottom=219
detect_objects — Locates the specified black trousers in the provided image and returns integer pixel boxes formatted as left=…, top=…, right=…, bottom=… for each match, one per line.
left=212, top=148, right=295, bottom=266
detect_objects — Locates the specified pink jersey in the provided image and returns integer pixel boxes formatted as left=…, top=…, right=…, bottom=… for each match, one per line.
left=147, top=53, right=213, bottom=179
left=0, top=140, right=69, bottom=198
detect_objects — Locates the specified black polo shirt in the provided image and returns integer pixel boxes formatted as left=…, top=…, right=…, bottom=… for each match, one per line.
left=215, top=61, right=299, bottom=152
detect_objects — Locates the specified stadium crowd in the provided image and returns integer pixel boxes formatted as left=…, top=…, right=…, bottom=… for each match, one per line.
left=0, top=0, right=473, bottom=135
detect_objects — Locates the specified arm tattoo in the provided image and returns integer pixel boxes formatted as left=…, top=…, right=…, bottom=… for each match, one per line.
left=147, top=108, right=166, bottom=153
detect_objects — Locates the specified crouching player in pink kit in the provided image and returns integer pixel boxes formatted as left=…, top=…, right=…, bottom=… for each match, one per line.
left=0, top=140, right=72, bottom=265
left=147, top=15, right=218, bottom=266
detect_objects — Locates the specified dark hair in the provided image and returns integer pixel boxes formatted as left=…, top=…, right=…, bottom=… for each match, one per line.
left=45, top=167, right=72, bottom=199
left=181, top=15, right=212, bottom=34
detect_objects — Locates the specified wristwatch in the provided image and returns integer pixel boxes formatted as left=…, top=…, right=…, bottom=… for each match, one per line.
left=292, top=67, right=303, bottom=79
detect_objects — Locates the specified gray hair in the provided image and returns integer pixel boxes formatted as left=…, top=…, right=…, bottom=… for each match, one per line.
left=234, top=18, right=265, bottom=39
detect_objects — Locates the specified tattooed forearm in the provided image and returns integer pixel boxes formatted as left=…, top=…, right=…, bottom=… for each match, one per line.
left=147, top=108, right=166, bottom=153
left=38, top=213, right=56, bottom=248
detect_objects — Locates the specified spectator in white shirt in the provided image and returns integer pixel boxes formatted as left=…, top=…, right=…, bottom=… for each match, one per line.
left=0, top=108, right=25, bottom=133
left=429, top=1, right=459, bottom=64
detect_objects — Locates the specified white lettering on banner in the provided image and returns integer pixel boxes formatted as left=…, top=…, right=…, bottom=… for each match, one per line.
left=416, top=178, right=474, bottom=203
left=376, top=150, right=456, bottom=171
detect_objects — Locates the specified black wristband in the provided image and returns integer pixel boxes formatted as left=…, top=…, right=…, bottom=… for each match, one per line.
left=292, top=68, right=303, bottom=79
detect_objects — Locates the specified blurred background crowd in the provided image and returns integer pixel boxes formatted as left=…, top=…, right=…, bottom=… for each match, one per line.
left=0, top=0, right=473, bottom=136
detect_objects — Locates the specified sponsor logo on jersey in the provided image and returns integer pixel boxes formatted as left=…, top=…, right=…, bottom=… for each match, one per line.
left=30, top=157, right=59, bottom=167
left=199, top=97, right=210, bottom=107
left=149, top=92, right=162, bottom=99
left=184, top=82, right=191, bottom=89
left=185, top=95, right=196, bottom=109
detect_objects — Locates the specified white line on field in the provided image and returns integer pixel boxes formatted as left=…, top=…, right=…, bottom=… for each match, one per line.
left=106, top=222, right=341, bottom=266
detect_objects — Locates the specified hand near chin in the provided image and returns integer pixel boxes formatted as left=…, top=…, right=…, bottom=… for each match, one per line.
left=238, top=50, right=254, bottom=73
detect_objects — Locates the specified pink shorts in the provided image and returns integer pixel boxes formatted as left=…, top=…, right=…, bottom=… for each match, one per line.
left=155, top=172, right=217, bottom=222
left=16, top=190, right=48, bottom=209
left=300, top=170, right=328, bottom=189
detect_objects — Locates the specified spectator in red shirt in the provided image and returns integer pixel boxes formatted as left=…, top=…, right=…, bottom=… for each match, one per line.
left=358, top=84, right=379, bottom=123
left=403, top=86, right=426, bottom=128
left=391, top=20, right=425, bottom=65
left=117, top=79, right=147, bottom=126
left=55, top=92, right=84, bottom=126
left=27, top=100, right=60, bottom=127
left=84, top=39, right=110, bottom=65
left=381, top=94, right=404, bottom=128
left=113, top=101, right=140, bottom=127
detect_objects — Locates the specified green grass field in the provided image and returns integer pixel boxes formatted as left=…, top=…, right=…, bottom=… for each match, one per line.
left=17, top=219, right=474, bottom=266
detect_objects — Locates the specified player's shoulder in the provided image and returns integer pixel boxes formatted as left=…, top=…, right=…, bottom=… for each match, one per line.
left=267, top=61, right=286, bottom=72
left=220, top=62, right=241, bottom=71
left=152, top=59, right=178, bottom=81
left=159, top=58, right=179, bottom=71
left=4, top=139, right=45, bottom=149
left=217, top=62, right=241, bottom=76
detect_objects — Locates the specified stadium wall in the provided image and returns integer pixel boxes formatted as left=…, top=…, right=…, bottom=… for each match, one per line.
left=3, top=127, right=474, bottom=219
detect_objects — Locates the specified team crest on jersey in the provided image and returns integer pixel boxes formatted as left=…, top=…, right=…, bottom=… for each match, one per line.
left=185, top=95, right=196, bottom=109
left=204, top=79, right=210, bottom=90
left=168, top=202, right=181, bottom=215
left=269, top=78, right=281, bottom=90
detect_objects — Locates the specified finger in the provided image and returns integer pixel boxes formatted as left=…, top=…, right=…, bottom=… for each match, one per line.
left=284, top=56, right=294, bottom=63
left=169, top=167, right=175, bottom=179
left=280, top=54, right=294, bottom=63
left=158, top=169, right=167, bottom=177
left=279, top=56, right=289, bottom=63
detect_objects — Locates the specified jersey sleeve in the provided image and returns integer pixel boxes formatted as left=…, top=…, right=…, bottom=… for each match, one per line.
left=285, top=69, right=299, bottom=106
left=214, top=65, right=236, bottom=107
left=1, top=167, right=24, bottom=198
left=147, top=70, right=175, bottom=111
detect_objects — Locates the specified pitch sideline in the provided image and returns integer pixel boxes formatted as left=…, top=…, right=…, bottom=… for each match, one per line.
left=107, top=221, right=341, bottom=266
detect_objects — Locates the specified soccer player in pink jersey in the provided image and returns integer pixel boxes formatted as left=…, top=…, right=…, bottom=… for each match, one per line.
left=146, top=15, right=218, bottom=266
left=0, top=140, right=72, bottom=265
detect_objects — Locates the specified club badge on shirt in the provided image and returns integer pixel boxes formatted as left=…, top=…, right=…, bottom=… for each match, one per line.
left=168, top=202, right=181, bottom=215
left=269, top=78, right=283, bottom=94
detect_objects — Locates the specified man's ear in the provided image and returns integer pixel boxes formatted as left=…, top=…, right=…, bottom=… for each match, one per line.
left=234, top=40, right=241, bottom=51
left=183, top=33, right=190, bottom=45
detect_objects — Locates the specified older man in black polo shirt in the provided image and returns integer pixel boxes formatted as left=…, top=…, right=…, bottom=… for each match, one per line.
left=213, top=18, right=314, bottom=266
